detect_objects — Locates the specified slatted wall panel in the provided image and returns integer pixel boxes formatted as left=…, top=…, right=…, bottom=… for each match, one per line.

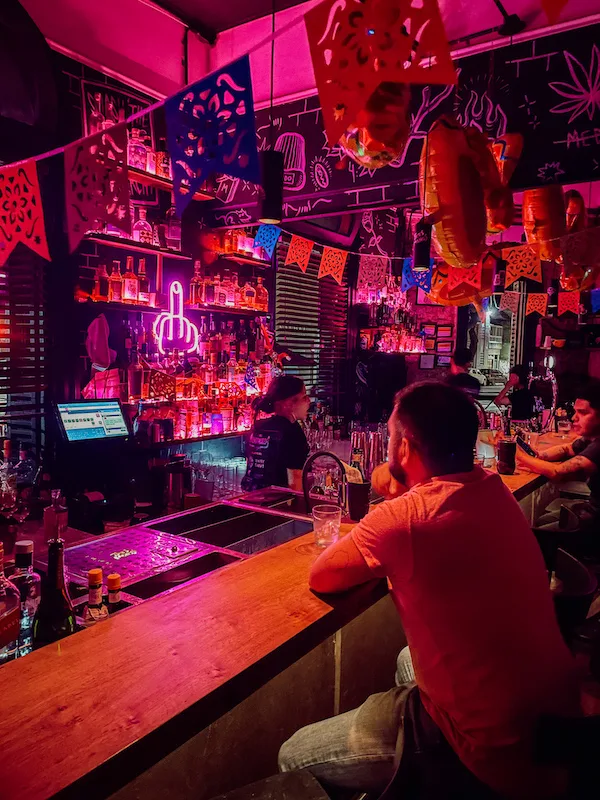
left=0, top=251, right=46, bottom=446
left=275, top=243, right=349, bottom=412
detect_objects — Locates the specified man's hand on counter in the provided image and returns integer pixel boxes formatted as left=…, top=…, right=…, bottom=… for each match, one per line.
left=371, top=463, right=408, bottom=501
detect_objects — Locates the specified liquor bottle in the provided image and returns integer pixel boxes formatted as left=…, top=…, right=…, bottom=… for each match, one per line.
left=128, top=128, right=147, bottom=170
left=226, top=273, right=238, bottom=307
left=107, top=573, right=123, bottom=614
left=255, top=324, right=266, bottom=361
left=11, top=540, right=41, bottom=658
left=209, top=315, right=219, bottom=366
left=238, top=320, right=249, bottom=360
left=145, top=134, right=157, bottom=175
left=123, top=316, right=133, bottom=363
left=221, top=321, right=231, bottom=357
left=198, top=317, right=209, bottom=363
left=248, top=320, right=257, bottom=362
left=109, top=260, right=123, bottom=303
left=255, top=276, right=269, bottom=312
left=227, top=352, right=237, bottom=382
left=92, top=264, right=110, bottom=302
left=190, top=261, right=204, bottom=306
left=127, top=346, right=144, bottom=400
left=82, top=568, right=109, bottom=627
left=166, top=202, right=182, bottom=251
left=15, top=445, right=37, bottom=488
left=0, top=542, right=20, bottom=664
left=134, top=313, right=146, bottom=347
left=89, top=92, right=105, bottom=135
left=203, top=272, right=215, bottom=305
left=211, top=273, right=221, bottom=306
left=43, top=489, right=68, bottom=540
left=137, top=259, right=150, bottom=304
left=242, top=281, right=256, bottom=309
left=155, top=138, right=171, bottom=180
left=133, top=208, right=153, bottom=245
left=122, top=256, right=140, bottom=303
left=32, top=538, right=76, bottom=649
left=216, top=271, right=229, bottom=307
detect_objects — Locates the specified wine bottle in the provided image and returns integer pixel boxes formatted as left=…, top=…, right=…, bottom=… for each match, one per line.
left=0, top=542, right=20, bottom=663
left=32, top=538, right=76, bottom=649
left=11, top=540, right=41, bottom=658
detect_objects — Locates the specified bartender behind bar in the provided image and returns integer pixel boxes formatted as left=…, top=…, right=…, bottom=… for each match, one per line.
left=242, top=376, right=310, bottom=493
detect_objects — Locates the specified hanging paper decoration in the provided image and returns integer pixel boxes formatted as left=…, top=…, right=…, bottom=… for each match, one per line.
left=558, top=291, right=580, bottom=316
left=413, top=264, right=432, bottom=293
left=427, top=251, right=497, bottom=307
left=318, top=247, right=348, bottom=284
left=165, top=55, right=261, bottom=217
left=526, top=294, right=548, bottom=316
left=447, top=262, right=482, bottom=293
left=64, top=124, right=131, bottom=253
left=0, top=161, right=50, bottom=266
left=541, top=0, right=568, bottom=25
left=253, top=224, right=281, bottom=258
left=503, top=244, right=542, bottom=287
left=401, top=257, right=416, bottom=293
left=244, top=361, right=258, bottom=390
left=285, top=235, right=314, bottom=273
left=304, top=0, right=456, bottom=146
left=592, top=289, right=600, bottom=314
left=499, top=291, right=521, bottom=314
left=357, top=254, right=389, bottom=291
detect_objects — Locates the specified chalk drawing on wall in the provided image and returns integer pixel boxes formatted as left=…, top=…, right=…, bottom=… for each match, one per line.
left=537, top=161, right=565, bottom=181
left=275, top=132, right=306, bottom=191
left=550, top=44, right=600, bottom=124
left=309, top=156, right=332, bottom=190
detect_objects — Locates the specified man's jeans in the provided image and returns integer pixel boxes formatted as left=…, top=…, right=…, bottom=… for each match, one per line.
left=278, top=649, right=415, bottom=794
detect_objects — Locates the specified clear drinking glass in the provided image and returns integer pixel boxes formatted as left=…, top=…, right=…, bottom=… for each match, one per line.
left=557, top=420, right=571, bottom=438
left=312, top=505, right=342, bottom=550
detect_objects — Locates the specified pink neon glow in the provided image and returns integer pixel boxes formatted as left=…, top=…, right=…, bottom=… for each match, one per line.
left=152, top=280, right=199, bottom=355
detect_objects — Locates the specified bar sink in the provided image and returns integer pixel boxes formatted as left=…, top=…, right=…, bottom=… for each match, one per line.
left=149, top=505, right=250, bottom=535
left=124, top=551, right=242, bottom=600
left=186, top=514, right=312, bottom=555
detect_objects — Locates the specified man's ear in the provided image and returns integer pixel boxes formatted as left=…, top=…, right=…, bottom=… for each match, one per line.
left=400, top=436, right=410, bottom=464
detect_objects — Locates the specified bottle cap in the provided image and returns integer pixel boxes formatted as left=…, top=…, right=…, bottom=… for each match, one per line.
left=107, top=573, right=121, bottom=591
left=15, top=540, right=34, bottom=554
left=88, top=568, right=103, bottom=585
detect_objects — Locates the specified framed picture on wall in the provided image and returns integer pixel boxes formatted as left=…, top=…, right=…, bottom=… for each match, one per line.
left=425, top=338, right=436, bottom=351
left=419, top=354, right=435, bottom=369
left=422, top=323, right=437, bottom=337
left=417, top=289, right=437, bottom=305
left=437, top=340, right=453, bottom=354
left=436, top=355, right=451, bottom=367
left=437, top=324, right=453, bottom=339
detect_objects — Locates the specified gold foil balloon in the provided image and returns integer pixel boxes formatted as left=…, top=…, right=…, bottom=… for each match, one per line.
left=522, top=185, right=566, bottom=262
left=338, top=82, right=410, bottom=171
left=489, top=133, right=524, bottom=184
left=465, top=127, right=514, bottom=233
left=427, top=251, right=496, bottom=307
left=420, top=115, right=486, bottom=269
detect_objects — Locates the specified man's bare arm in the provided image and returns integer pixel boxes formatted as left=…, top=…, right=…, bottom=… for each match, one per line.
left=517, top=451, right=596, bottom=483
left=537, top=443, right=575, bottom=462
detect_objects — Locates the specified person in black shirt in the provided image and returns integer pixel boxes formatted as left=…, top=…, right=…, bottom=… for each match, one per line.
left=494, top=365, right=536, bottom=421
left=242, top=375, right=310, bottom=493
left=446, top=347, right=481, bottom=398
left=517, top=381, right=600, bottom=531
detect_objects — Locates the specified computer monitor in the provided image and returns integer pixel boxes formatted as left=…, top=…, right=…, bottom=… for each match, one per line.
left=56, top=400, right=129, bottom=442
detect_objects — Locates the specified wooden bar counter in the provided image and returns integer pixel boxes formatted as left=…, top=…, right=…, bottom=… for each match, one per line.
left=0, top=468, right=551, bottom=800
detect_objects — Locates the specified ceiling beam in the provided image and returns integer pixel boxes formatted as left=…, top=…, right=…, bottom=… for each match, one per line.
left=138, top=0, right=217, bottom=45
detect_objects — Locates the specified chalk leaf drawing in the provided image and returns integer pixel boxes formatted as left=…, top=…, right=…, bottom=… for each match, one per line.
left=550, top=44, right=600, bottom=123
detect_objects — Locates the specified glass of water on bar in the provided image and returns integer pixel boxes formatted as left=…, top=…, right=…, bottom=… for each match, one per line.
left=312, top=505, right=342, bottom=550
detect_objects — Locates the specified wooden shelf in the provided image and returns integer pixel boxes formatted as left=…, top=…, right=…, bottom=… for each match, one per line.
left=77, top=300, right=270, bottom=318
left=195, top=303, right=269, bottom=317
left=86, top=234, right=192, bottom=260
left=215, top=251, right=271, bottom=268
left=127, top=167, right=214, bottom=202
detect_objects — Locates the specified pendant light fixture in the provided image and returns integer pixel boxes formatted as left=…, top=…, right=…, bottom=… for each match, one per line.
left=259, top=0, right=284, bottom=224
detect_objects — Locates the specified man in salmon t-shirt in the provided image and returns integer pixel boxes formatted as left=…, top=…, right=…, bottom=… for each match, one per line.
left=279, top=382, right=579, bottom=799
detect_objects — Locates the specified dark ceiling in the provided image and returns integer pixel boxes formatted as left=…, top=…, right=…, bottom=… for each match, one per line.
left=156, top=0, right=307, bottom=43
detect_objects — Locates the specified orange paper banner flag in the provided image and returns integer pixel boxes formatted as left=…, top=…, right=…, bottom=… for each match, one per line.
left=285, top=235, right=314, bottom=273
left=499, top=291, right=520, bottom=314
left=526, top=293, right=548, bottom=316
left=503, top=244, right=542, bottom=287
left=541, top=0, right=568, bottom=25
left=447, top=262, right=482, bottom=292
left=558, top=291, right=580, bottom=316
left=0, top=161, right=50, bottom=267
left=305, top=0, right=457, bottom=145
left=318, top=247, right=348, bottom=284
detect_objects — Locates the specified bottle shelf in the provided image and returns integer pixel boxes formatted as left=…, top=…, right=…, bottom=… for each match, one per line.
left=78, top=300, right=270, bottom=317
left=85, top=234, right=192, bottom=260
left=131, top=431, right=244, bottom=450
left=127, top=167, right=214, bottom=202
left=215, top=251, right=272, bottom=268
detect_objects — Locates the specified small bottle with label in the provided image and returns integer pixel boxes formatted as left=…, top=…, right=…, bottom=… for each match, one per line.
left=109, top=260, right=123, bottom=303
left=43, top=489, right=68, bottom=540
left=255, top=277, right=269, bottom=312
left=133, top=208, right=153, bottom=245
left=11, top=540, right=41, bottom=658
left=83, top=568, right=109, bottom=627
left=137, top=258, right=150, bottom=305
left=122, top=256, right=139, bottom=304
left=0, top=542, right=20, bottom=664
left=190, top=261, right=204, bottom=307
left=107, top=573, right=123, bottom=614
left=93, top=264, right=110, bottom=302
